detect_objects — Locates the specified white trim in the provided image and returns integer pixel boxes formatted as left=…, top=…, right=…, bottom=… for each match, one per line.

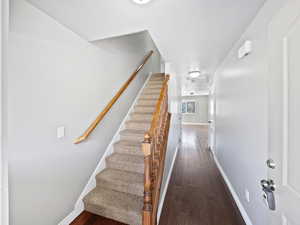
left=182, top=122, right=209, bottom=126
left=57, top=204, right=84, bottom=225
left=1, top=0, right=9, bottom=224
left=157, top=144, right=179, bottom=223
left=213, top=153, right=253, bottom=225
left=58, top=74, right=152, bottom=225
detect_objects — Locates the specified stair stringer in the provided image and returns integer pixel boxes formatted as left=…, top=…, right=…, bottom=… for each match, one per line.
left=58, top=73, right=153, bottom=225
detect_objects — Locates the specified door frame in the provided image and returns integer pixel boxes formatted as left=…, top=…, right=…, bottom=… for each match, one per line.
left=1, top=0, right=9, bottom=224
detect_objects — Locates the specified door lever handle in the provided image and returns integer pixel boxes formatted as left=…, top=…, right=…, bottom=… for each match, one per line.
left=261, top=179, right=276, bottom=211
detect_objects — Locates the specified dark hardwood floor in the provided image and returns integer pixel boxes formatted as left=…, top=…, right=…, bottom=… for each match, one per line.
left=159, top=125, right=245, bottom=225
left=71, top=125, right=245, bottom=225
left=70, top=211, right=125, bottom=225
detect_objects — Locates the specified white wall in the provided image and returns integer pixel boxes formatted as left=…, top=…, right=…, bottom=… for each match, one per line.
left=182, top=95, right=208, bottom=124
left=214, top=0, right=286, bottom=225
left=158, top=65, right=182, bottom=220
left=7, top=0, right=162, bottom=225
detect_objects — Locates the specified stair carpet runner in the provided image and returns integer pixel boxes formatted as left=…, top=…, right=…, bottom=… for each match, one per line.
left=83, top=74, right=165, bottom=225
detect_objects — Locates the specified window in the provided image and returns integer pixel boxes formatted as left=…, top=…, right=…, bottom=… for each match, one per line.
left=181, top=101, right=196, bottom=114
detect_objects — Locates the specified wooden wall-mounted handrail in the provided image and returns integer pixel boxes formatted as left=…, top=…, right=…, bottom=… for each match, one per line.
left=74, top=50, right=154, bottom=144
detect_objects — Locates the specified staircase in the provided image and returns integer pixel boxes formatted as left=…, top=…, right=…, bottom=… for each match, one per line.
left=83, top=73, right=166, bottom=225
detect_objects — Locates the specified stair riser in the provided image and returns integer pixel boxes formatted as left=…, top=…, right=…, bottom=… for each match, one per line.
left=134, top=107, right=155, bottom=113
left=125, top=122, right=150, bottom=130
left=130, top=114, right=153, bottom=120
left=85, top=203, right=141, bottom=225
left=96, top=179, right=143, bottom=197
left=106, top=160, right=144, bottom=174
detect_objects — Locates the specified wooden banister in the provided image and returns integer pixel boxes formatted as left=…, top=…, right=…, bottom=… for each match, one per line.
left=74, top=50, right=154, bottom=144
left=148, top=75, right=169, bottom=136
left=142, top=75, right=171, bottom=225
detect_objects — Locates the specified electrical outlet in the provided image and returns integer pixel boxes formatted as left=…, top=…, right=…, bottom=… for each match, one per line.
left=245, top=189, right=250, bottom=202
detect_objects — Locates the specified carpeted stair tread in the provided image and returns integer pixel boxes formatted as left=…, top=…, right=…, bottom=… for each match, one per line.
left=114, top=140, right=143, bottom=156
left=131, top=112, right=153, bottom=116
left=145, top=85, right=163, bottom=89
left=83, top=187, right=142, bottom=225
left=135, top=102, right=157, bottom=107
left=147, top=81, right=164, bottom=85
left=125, top=120, right=151, bottom=132
left=114, top=140, right=142, bottom=148
left=130, top=112, right=153, bottom=120
left=149, top=75, right=164, bottom=81
left=125, top=120, right=151, bottom=131
left=139, top=94, right=160, bottom=100
left=119, top=129, right=146, bottom=142
left=134, top=105, right=155, bottom=113
left=126, top=119, right=151, bottom=124
left=107, top=153, right=144, bottom=165
left=141, top=89, right=161, bottom=96
left=140, top=92, right=160, bottom=96
left=96, top=168, right=144, bottom=196
left=137, top=99, right=158, bottom=105
left=106, top=153, right=144, bottom=173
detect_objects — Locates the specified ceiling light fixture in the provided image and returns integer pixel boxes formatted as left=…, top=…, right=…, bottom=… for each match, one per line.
left=188, top=70, right=202, bottom=78
left=132, top=0, right=152, bottom=4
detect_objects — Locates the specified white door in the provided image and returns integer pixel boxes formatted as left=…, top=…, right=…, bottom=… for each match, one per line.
left=208, top=87, right=215, bottom=152
left=268, top=0, right=300, bottom=224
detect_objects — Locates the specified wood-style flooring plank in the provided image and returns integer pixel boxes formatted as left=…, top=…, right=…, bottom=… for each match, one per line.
left=159, top=125, right=246, bottom=225
left=70, top=211, right=126, bottom=225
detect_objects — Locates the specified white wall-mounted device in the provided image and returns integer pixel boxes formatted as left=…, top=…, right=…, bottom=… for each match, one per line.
left=57, top=126, right=65, bottom=139
left=238, top=40, right=252, bottom=59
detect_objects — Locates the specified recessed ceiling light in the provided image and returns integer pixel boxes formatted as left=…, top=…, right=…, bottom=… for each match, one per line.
left=132, top=0, right=152, bottom=4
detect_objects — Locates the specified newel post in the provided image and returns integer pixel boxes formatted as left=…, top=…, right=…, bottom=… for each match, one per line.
left=142, top=133, right=153, bottom=225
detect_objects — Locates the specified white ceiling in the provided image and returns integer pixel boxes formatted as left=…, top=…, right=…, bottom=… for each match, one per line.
left=26, top=0, right=266, bottom=89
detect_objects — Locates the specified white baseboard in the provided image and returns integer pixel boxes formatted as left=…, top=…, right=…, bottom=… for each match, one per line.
left=182, top=122, right=209, bottom=126
left=58, top=204, right=84, bottom=225
left=157, top=144, right=179, bottom=223
left=58, top=74, right=152, bottom=225
left=213, top=153, right=253, bottom=225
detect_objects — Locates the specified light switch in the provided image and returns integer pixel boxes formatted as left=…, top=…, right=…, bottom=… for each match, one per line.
left=57, top=126, right=65, bottom=139
left=245, top=189, right=250, bottom=202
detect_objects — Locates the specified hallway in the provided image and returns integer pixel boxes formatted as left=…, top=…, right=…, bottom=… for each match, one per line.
left=159, top=125, right=245, bottom=225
